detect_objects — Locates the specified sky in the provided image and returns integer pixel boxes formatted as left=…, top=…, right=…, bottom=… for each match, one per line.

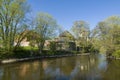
left=27, top=0, right=120, bottom=30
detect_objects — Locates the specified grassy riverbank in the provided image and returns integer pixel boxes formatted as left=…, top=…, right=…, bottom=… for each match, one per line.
left=0, top=53, right=90, bottom=64
left=0, top=46, right=92, bottom=64
left=0, top=46, right=87, bottom=60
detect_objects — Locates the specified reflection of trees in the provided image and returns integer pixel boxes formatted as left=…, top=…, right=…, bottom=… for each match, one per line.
left=1, top=66, right=12, bottom=80
left=40, top=55, right=100, bottom=80
left=70, top=55, right=100, bottom=80
left=71, top=56, right=91, bottom=79
left=18, top=61, right=41, bottom=80
left=0, top=68, right=3, bottom=80
left=60, top=57, right=76, bottom=75
left=0, top=55, right=106, bottom=80
left=19, top=63, right=30, bottom=77
left=102, top=60, right=120, bottom=80
left=1, top=61, right=42, bottom=80
left=41, top=59, right=60, bottom=79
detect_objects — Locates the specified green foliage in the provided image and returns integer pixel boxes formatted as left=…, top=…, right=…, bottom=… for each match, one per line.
left=0, top=0, right=30, bottom=52
left=13, top=46, right=39, bottom=58
left=71, top=20, right=90, bottom=39
left=71, top=20, right=90, bottom=53
left=91, top=16, right=120, bottom=55
left=112, top=50, right=120, bottom=58
left=35, top=12, right=59, bottom=53
left=59, top=31, right=75, bottom=40
left=49, top=41, right=57, bottom=52
left=0, top=51, right=14, bottom=59
left=29, top=40, right=36, bottom=48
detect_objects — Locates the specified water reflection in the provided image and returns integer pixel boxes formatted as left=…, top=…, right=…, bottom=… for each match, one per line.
left=0, top=54, right=120, bottom=80
left=0, top=69, right=3, bottom=80
left=102, top=60, right=120, bottom=80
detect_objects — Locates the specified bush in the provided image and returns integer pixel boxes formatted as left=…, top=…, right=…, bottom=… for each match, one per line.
left=0, top=51, right=14, bottom=59
left=13, top=46, right=39, bottom=58
left=112, top=50, right=120, bottom=58
left=49, top=41, right=57, bottom=52
left=13, top=50, right=31, bottom=58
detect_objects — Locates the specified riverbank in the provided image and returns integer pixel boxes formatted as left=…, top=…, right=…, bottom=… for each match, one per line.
left=0, top=53, right=90, bottom=64
left=107, top=56, right=120, bottom=60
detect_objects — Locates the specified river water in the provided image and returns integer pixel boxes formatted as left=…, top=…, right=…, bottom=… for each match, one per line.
left=0, top=54, right=120, bottom=80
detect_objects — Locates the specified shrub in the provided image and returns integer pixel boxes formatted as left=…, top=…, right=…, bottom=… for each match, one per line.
left=49, top=41, right=57, bottom=52
left=0, top=51, right=14, bottom=59
left=112, top=50, right=120, bottom=58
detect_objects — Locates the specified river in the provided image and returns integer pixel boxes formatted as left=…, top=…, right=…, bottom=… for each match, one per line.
left=0, top=54, right=120, bottom=80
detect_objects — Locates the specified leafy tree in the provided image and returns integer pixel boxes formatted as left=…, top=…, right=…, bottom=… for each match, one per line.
left=35, top=12, right=59, bottom=53
left=26, top=30, right=39, bottom=48
left=71, top=20, right=90, bottom=52
left=49, top=41, right=57, bottom=54
left=71, top=21, right=90, bottom=39
left=92, top=16, right=120, bottom=56
left=0, top=0, right=30, bottom=52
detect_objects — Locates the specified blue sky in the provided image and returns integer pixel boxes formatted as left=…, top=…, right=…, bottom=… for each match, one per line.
left=27, top=0, right=120, bottom=30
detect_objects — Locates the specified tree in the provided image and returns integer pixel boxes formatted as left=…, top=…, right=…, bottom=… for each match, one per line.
left=71, top=20, right=90, bottom=52
left=0, top=0, right=30, bottom=52
left=49, top=41, right=57, bottom=53
left=71, top=21, right=90, bottom=39
left=26, top=30, right=39, bottom=48
left=35, top=12, right=59, bottom=53
left=92, top=16, right=120, bottom=56
left=90, top=22, right=108, bottom=53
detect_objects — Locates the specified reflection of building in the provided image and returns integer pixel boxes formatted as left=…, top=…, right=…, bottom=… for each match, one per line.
left=42, top=60, right=48, bottom=70
left=19, top=63, right=30, bottom=77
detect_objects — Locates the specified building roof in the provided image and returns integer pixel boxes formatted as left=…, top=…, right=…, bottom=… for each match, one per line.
left=59, top=31, right=74, bottom=38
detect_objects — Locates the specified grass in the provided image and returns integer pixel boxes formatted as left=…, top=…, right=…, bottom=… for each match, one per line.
left=18, top=46, right=38, bottom=50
